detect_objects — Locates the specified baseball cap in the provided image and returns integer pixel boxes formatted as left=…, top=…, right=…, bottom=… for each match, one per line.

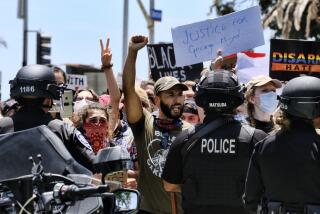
left=183, top=100, right=198, bottom=115
left=99, top=94, right=124, bottom=109
left=246, top=75, right=282, bottom=92
left=154, top=76, right=188, bottom=95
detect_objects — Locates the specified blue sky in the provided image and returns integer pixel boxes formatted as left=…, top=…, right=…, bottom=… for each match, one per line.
left=0, top=0, right=270, bottom=100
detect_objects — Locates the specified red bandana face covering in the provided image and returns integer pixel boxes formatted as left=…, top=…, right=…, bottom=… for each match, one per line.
left=83, top=122, right=108, bottom=154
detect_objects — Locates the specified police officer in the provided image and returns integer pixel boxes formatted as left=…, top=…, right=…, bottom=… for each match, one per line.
left=0, top=64, right=95, bottom=172
left=243, top=76, right=320, bottom=214
left=162, top=70, right=267, bottom=214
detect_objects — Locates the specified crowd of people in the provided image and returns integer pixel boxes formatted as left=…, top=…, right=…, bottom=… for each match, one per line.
left=1, top=34, right=320, bottom=214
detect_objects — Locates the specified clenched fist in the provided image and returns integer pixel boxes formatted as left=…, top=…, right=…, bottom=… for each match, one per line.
left=129, top=35, right=148, bottom=52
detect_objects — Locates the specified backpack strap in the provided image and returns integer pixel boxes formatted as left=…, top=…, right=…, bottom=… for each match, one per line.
left=181, top=117, right=234, bottom=165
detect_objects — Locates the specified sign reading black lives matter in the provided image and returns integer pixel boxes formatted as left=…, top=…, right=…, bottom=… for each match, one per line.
left=270, top=39, right=320, bottom=81
left=147, top=43, right=203, bottom=82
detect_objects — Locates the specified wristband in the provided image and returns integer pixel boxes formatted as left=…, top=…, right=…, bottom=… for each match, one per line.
left=101, top=63, right=113, bottom=70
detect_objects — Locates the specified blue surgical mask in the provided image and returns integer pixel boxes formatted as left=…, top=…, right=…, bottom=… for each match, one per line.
left=258, top=91, right=278, bottom=114
left=234, top=113, right=247, bottom=122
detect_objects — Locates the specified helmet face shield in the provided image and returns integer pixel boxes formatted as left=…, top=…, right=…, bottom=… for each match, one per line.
left=279, top=76, right=320, bottom=120
left=47, top=84, right=64, bottom=100
left=279, top=96, right=320, bottom=119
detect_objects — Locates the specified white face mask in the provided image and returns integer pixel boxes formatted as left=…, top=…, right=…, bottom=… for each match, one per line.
left=73, top=99, right=94, bottom=112
left=258, top=91, right=278, bottom=114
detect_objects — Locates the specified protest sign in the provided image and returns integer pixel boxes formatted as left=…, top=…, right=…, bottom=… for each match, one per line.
left=147, top=43, right=203, bottom=82
left=171, top=6, right=264, bottom=67
left=269, top=39, right=320, bottom=81
left=66, top=74, right=87, bottom=90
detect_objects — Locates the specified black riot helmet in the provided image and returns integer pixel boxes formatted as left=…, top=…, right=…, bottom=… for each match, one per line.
left=279, top=76, right=320, bottom=120
left=10, top=64, right=62, bottom=100
left=194, top=70, right=244, bottom=113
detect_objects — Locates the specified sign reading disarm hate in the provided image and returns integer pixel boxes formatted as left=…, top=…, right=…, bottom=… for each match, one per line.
left=269, top=39, right=320, bottom=81
left=147, top=43, right=203, bottom=82
left=171, top=6, right=265, bottom=67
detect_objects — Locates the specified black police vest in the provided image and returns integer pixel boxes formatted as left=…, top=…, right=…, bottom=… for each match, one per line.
left=181, top=121, right=255, bottom=208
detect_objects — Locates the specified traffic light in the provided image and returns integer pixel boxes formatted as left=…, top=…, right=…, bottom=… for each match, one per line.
left=36, top=33, right=51, bottom=65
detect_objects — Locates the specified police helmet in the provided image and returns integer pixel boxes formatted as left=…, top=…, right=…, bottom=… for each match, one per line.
left=194, top=70, right=244, bottom=113
left=10, top=64, right=61, bottom=100
left=279, top=76, right=320, bottom=120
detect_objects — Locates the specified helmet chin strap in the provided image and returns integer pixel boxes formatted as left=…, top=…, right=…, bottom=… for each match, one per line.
left=42, top=98, right=53, bottom=109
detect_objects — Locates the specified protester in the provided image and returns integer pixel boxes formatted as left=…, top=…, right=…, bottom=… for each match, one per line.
left=122, top=35, right=192, bottom=214
left=182, top=80, right=196, bottom=100
left=73, top=102, right=109, bottom=153
left=244, top=75, right=282, bottom=133
left=243, top=76, right=320, bottom=213
left=99, top=94, right=139, bottom=180
left=140, top=80, right=157, bottom=112
left=50, top=65, right=67, bottom=86
left=72, top=36, right=122, bottom=150
left=162, top=70, right=267, bottom=214
left=73, top=88, right=99, bottom=113
left=181, top=100, right=200, bottom=125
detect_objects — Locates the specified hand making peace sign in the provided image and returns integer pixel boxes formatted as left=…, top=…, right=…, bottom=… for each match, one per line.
left=100, top=37, right=112, bottom=67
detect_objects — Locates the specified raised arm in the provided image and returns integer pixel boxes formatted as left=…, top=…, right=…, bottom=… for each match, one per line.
left=122, top=35, right=148, bottom=124
left=100, top=38, right=121, bottom=111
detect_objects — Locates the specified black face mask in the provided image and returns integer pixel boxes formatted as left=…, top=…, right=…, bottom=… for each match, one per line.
left=160, top=100, right=183, bottom=119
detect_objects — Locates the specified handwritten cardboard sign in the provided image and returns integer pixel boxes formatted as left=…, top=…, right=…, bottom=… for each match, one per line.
left=269, top=39, right=320, bottom=81
left=147, top=43, right=203, bottom=82
left=105, top=170, right=128, bottom=186
left=66, top=74, right=88, bottom=90
left=171, top=6, right=264, bottom=67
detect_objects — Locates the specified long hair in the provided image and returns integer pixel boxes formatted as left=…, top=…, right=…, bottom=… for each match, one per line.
left=72, top=102, right=108, bottom=128
left=280, top=112, right=313, bottom=131
left=73, top=88, right=99, bottom=102
left=244, top=87, right=256, bottom=127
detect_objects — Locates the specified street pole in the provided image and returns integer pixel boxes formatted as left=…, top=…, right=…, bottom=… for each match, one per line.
left=149, top=0, right=155, bottom=44
left=22, top=0, right=28, bottom=66
left=122, top=0, right=129, bottom=69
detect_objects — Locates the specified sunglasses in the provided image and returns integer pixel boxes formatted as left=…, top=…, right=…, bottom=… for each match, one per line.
left=88, top=117, right=108, bottom=124
left=76, top=96, right=95, bottom=102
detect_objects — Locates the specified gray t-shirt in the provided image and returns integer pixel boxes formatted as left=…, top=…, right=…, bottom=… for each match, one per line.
left=129, top=109, right=192, bottom=214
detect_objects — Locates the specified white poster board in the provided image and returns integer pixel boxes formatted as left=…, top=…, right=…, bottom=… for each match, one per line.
left=171, top=6, right=265, bottom=67
left=66, top=74, right=87, bottom=90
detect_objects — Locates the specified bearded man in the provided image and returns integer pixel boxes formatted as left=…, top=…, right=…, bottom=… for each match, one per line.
left=122, top=35, right=192, bottom=214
